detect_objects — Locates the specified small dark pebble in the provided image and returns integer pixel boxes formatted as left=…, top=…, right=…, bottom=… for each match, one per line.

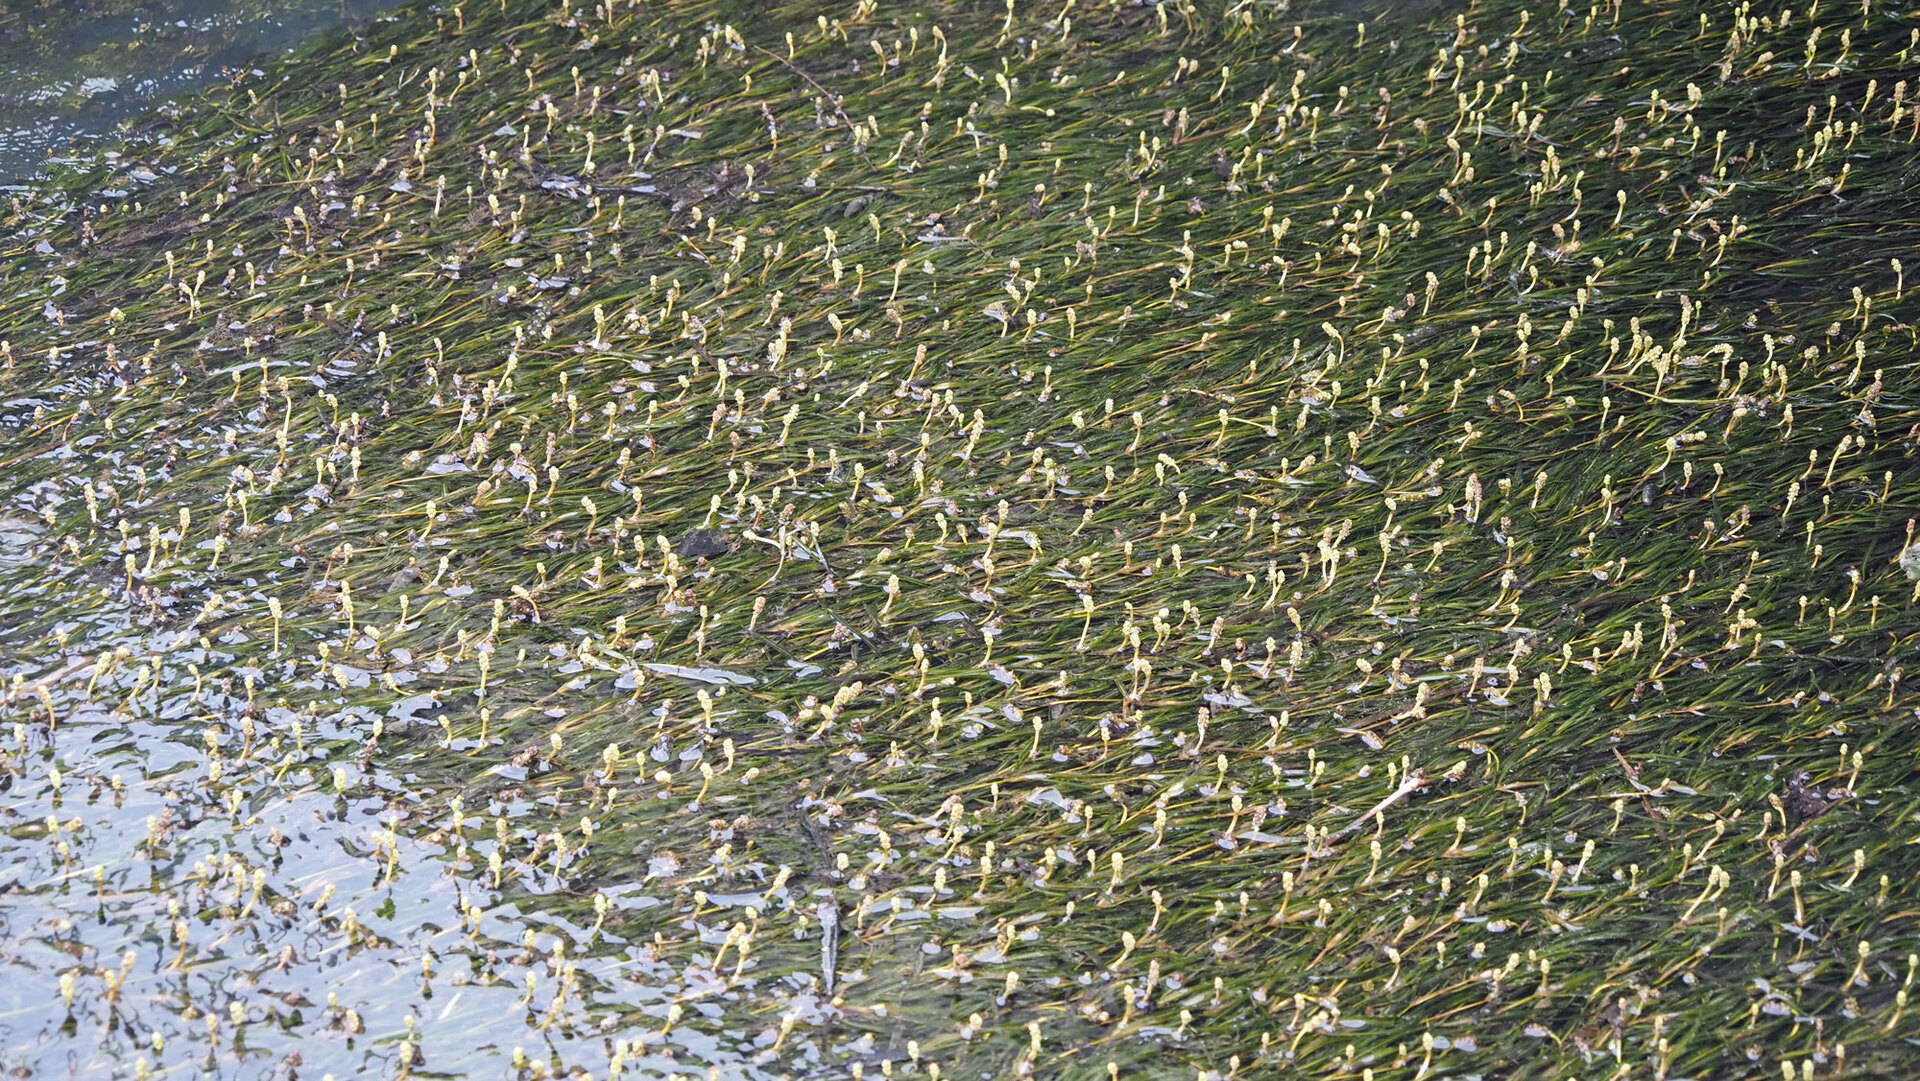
left=675, top=529, right=732, bottom=559
left=1784, top=769, right=1841, bottom=824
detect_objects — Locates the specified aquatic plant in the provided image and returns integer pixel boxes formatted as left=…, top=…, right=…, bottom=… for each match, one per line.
left=1, top=0, right=1918, bottom=1077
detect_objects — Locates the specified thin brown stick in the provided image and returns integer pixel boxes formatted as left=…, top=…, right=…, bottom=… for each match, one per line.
left=1327, top=769, right=1427, bottom=845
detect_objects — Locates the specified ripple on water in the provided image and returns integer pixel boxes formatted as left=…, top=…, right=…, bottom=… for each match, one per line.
left=0, top=0, right=400, bottom=184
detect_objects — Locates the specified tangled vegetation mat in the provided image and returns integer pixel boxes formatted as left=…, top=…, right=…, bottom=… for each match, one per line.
left=3, top=0, right=1919, bottom=1077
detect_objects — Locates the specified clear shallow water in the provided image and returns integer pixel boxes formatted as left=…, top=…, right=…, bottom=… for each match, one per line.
left=0, top=0, right=397, bottom=184
left=0, top=543, right=781, bottom=1080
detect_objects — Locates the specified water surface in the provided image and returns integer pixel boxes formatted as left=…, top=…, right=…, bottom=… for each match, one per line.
left=0, top=0, right=397, bottom=184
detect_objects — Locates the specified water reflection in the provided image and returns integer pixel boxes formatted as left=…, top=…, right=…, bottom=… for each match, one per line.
left=1, top=627, right=779, bottom=1080
left=0, top=0, right=397, bottom=184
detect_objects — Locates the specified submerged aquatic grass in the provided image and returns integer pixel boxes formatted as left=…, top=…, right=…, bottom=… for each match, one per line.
left=2, top=0, right=1919, bottom=1077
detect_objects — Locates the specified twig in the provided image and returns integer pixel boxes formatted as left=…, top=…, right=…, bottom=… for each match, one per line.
left=749, top=44, right=860, bottom=133
left=8, top=657, right=91, bottom=700
left=1327, top=769, right=1426, bottom=845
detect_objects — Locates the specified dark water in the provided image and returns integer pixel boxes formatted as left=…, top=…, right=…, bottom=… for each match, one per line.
left=0, top=0, right=398, bottom=184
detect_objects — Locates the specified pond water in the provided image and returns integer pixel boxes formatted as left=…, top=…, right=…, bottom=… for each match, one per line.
left=0, top=0, right=397, bottom=184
